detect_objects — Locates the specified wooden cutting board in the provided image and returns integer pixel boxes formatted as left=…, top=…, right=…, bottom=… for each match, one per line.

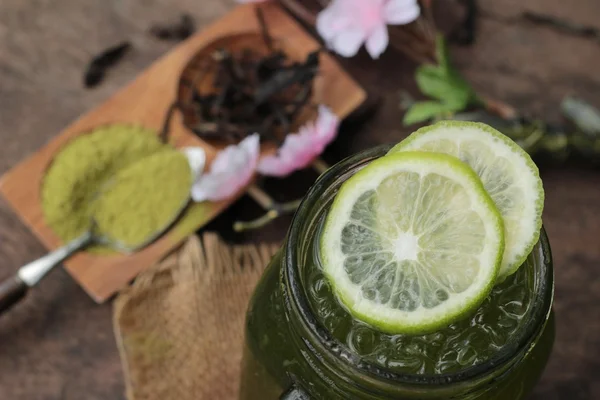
left=0, top=3, right=366, bottom=303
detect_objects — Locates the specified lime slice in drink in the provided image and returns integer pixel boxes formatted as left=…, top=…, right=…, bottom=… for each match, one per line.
left=389, top=121, right=544, bottom=280
left=320, top=152, right=504, bottom=335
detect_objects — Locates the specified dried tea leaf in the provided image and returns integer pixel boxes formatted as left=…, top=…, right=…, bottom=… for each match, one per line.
left=84, top=42, right=131, bottom=88
left=149, top=14, right=195, bottom=41
left=523, top=12, right=600, bottom=43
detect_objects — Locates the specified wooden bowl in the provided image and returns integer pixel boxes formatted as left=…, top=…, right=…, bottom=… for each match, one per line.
left=176, top=32, right=323, bottom=146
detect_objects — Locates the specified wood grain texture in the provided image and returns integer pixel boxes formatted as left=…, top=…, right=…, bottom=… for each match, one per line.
left=0, top=3, right=365, bottom=303
left=0, top=0, right=599, bottom=399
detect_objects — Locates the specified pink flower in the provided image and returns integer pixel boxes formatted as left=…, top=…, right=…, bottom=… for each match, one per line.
left=316, top=0, right=420, bottom=59
left=191, top=134, right=260, bottom=202
left=258, top=106, right=339, bottom=177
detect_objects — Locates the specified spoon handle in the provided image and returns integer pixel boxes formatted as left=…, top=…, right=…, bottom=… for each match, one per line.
left=0, top=232, right=94, bottom=314
left=0, top=276, right=27, bottom=314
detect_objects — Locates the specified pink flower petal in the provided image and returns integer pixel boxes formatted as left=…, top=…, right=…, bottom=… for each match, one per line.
left=314, top=105, right=339, bottom=150
left=365, top=24, right=389, bottom=59
left=317, top=0, right=405, bottom=59
left=258, top=106, right=340, bottom=177
left=355, top=0, right=386, bottom=32
left=316, top=4, right=353, bottom=43
left=191, top=134, right=260, bottom=202
left=384, top=0, right=420, bottom=25
left=331, top=26, right=366, bottom=57
left=258, top=135, right=316, bottom=177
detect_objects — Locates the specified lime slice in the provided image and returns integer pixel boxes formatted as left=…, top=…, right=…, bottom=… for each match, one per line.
left=320, top=152, right=504, bottom=335
left=389, top=121, right=544, bottom=279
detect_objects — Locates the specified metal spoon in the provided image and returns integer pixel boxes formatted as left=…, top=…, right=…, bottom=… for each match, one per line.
left=0, top=147, right=205, bottom=314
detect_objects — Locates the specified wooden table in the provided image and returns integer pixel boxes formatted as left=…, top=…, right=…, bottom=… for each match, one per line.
left=1, top=1, right=599, bottom=399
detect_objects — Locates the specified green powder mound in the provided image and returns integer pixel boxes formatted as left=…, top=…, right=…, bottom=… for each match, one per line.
left=93, top=150, right=192, bottom=249
left=41, top=125, right=168, bottom=251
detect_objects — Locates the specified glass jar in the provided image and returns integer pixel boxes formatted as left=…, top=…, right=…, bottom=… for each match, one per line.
left=239, top=145, right=554, bottom=400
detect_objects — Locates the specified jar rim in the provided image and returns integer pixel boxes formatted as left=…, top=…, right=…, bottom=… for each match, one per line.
left=284, top=144, right=554, bottom=387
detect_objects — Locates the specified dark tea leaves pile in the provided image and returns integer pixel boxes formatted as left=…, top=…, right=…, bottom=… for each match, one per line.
left=178, top=8, right=319, bottom=144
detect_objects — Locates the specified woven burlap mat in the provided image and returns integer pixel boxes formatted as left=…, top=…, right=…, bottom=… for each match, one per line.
left=113, top=233, right=279, bottom=400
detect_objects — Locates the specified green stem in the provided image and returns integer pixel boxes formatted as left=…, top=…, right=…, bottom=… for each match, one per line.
left=277, top=199, right=303, bottom=213
left=233, top=197, right=303, bottom=232
left=234, top=209, right=279, bottom=232
left=312, top=158, right=330, bottom=174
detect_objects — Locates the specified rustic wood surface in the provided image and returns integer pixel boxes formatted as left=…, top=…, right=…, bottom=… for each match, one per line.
left=0, top=3, right=365, bottom=303
left=1, top=0, right=599, bottom=399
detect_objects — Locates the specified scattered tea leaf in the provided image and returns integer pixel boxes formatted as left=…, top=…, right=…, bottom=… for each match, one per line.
left=84, top=42, right=131, bottom=88
left=523, top=12, right=600, bottom=43
left=149, top=14, right=195, bottom=41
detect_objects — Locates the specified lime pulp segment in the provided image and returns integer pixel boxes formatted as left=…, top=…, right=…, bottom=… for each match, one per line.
left=389, top=121, right=544, bottom=279
left=320, top=152, right=504, bottom=335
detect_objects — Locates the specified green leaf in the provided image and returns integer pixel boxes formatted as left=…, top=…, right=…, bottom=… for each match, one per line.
left=403, top=101, right=454, bottom=126
left=446, top=71, right=476, bottom=108
left=415, top=35, right=478, bottom=111
left=415, top=65, right=472, bottom=109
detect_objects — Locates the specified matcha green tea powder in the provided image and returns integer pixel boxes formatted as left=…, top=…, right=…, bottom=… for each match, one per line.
left=94, top=150, right=191, bottom=248
left=41, top=124, right=191, bottom=252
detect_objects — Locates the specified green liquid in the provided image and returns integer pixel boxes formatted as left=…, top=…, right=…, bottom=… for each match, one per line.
left=306, top=217, right=533, bottom=375
left=240, top=247, right=553, bottom=400
left=240, top=193, right=553, bottom=400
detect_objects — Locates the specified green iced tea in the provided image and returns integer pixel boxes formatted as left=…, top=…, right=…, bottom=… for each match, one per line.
left=306, top=219, right=540, bottom=376
left=240, top=146, right=554, bottom=400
